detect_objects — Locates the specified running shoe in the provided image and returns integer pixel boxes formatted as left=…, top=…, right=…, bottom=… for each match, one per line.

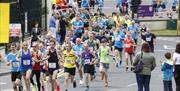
left=119, top=60, right=122, bottom=65
left=116, top=63, right=119, bottom=68
left=85, top=86, right=89, bottom=91
left=18, top=85, right=23, bottom=91
left=126, top=67, right=128, bottom=72
left=73, top=80, right=77, bottom=88
left=79, top=80, right=84, bottom=85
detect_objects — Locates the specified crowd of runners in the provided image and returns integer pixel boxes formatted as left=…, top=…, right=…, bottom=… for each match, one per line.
left=3, top=0, right=180, bottom=91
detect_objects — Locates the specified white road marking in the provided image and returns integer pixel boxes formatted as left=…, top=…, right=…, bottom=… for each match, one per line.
left=127, top=83, right=137, bottom=87
left=163, top=45, right=175, bottom=50
left=108, top=89, right=118, bottom=91
left=0, top=82, right=6, bottom=85
left=1, top=89, right=14, bottom=91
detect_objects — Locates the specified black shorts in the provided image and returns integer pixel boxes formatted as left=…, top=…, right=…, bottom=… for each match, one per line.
left=64, top=67, right=76, bottom=76
left=41, top=65, right=46, bottom=74
left=114, top=46, right=123, bottom=52
left=84, top=65, right=95, bottom=75
left=133, top=39, right=137, bottom=44
left=11, top=72, right=22, bottom=81
left=47, top=69, right=58, bottom=76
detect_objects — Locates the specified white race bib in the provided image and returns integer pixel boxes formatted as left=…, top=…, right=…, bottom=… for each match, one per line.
left=146, top=37, right=151, bottom=42
left=66, top=59, right=71, bottom=64
left=125, top=44, right=131, bottom=48
left=23, top=60, right=30, bottom=65
left=84, top=59, right=91, bottom=64
left=49, top=63, right=56, bottom=68
left=12, top=62, right=20, bottom=67
left=115, top=37, right=120, bottom=41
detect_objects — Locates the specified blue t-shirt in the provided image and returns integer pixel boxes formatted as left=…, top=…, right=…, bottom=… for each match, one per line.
left=7, top=52, right=21, bottom=72
left=114, top=31, right=125, bottom=48
left=172, top=0, right=178, bottom=7
left=128, top=25, right=139, bottom=39
left=72, top=20, right=84, bottom=33
left=98, top=20, right=107, bottom=30
left=81, top=0, right=89, bottom=8
left=72, top=44, right=84, bottom=56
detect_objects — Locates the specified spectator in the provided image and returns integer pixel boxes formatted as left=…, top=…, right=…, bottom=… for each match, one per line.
left=173, top=42, right=180, bottom=91
left=131, top=0, right=141, bottom=18
left=133, top=42, right=156, bottom=91
left=31, top=22, right=42, bottom=46
left=49, top=13, right=58, bottom=39
left=161, top=52, right=173, bottom=91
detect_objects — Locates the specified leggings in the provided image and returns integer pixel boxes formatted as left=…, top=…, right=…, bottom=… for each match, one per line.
left=30, top=70, right=41, bottom=91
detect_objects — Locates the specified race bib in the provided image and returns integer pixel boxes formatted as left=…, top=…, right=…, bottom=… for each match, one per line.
left=23, top=60, right=30, bottom=65
left=66, top=59, right=71, bottom=64
left=146, top=37, right=151, bottom=41
left=115, top=37, right=120, bottom=41
left=125, top=44, right=131, bottom=48
left=12, top=62, right=20, bottom=67
left=49, top=63, right=56, bottom=68
left=84, top=59, right=91, bottom=64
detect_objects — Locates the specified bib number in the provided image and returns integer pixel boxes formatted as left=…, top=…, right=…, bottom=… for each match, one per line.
left=23, top=60, right=30, bottom=65
left=84, top=59, right=91, bottom=64
left=12, top=62, right=20, bottom=67
left=125, top=44, right=131, bottom=48
left=146, top=37, right=151, bottom=42
left=115, top=37, right=120, bottom=41
left=49, top=63, right=56, bottom=68
left=66, top=59, right=71, bottom=64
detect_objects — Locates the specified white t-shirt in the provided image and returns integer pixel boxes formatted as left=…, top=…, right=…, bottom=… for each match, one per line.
left=173, top=52, right=180, bottom=65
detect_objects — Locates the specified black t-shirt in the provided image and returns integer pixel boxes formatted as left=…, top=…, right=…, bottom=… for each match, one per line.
left=142, top=33, right=156, bottom=45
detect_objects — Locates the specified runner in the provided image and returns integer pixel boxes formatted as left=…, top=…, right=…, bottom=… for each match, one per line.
left=16, top=41, right=33, bottom=91
left=99, top=38, right=111, bottom=87
left=72, top=38, right=84, bottom=85
left=142, top=28, right=156, bottom=53
left=44, top=39, right=60, bottom=91
left=7, top=43, right=23, bottom=91
left=63, top=43, right=77, bottom=91
left=113, top=28, right=125, bottom=68
left=124, top=33, right=136, bottom=71
left=30, top=42, right=41, bottom=91
left=81, top=43, right=96, bottom=91
left=72, top=14, right=84, bottom=38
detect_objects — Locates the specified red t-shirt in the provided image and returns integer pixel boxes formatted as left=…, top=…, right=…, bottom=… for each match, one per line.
left=32, top=51, right=41, bottom=70
left=124, top=39, right=134, bottom=53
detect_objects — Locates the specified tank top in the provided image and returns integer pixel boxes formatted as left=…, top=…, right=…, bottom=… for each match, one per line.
left=32, top=50, right=41, bottom=70
left=99, top=46, right=110, bottom=63
left=124, top=39, right=134, bottom=53
left=21, top=49, right=32, bottom=71
left=82, top=50, right=93, bottom=65
left=48, top=49, right=59, bottom=70
left=63, top=50, right=76, bottom=68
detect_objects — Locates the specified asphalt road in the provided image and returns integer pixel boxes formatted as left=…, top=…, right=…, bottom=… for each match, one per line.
left=0, top=37, right=179, bottom=91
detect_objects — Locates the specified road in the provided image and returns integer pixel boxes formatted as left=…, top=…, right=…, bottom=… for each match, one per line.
left=0, top=37, right=179, bottom=91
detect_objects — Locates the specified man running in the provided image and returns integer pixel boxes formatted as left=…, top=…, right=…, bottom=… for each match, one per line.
left=63, top=43, right=77, bottom=91
left=81, top=43, right=96, bottom=91
left=7, top=43, right=23, bottom=91
left=72, top=38, right=84, bottom=85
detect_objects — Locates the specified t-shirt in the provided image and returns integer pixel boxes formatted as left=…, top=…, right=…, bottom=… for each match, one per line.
left=72, top=44, right=84, bottom=57
left=128, top=25, right=139, bottom=39
left=99, top=46, right=110, bottom=63
left=72, top=20, right=84, bottom=33
left=173, top=52, right=180, bottom=65
left=7, top=52, right=21, bottom=72
left=63, top=50, right=76, bottom=68
left=142, top=33, right=156, bottom=45
left=114, top=31, right=125, bottom=48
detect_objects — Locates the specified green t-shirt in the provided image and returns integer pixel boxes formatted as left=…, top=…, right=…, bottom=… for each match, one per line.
left=99, top=46, right=111, bottom=63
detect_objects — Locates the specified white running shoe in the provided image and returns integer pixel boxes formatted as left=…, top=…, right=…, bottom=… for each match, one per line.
left=79, top=80, right=84, bottom=85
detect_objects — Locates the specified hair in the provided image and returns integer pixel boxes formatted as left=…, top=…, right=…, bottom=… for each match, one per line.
left=141, top=42, right=151, bottom=53
left=49, top=38, right=56, bottom=44
left=175, top=42, right=180, bottom=54
left=11, top=43, right=16, bottom=47
left=164, top=52, right=171, bottom=59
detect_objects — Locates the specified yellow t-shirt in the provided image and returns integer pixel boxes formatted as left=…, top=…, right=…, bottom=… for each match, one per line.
left=63, top=50, right=76, bottom=68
